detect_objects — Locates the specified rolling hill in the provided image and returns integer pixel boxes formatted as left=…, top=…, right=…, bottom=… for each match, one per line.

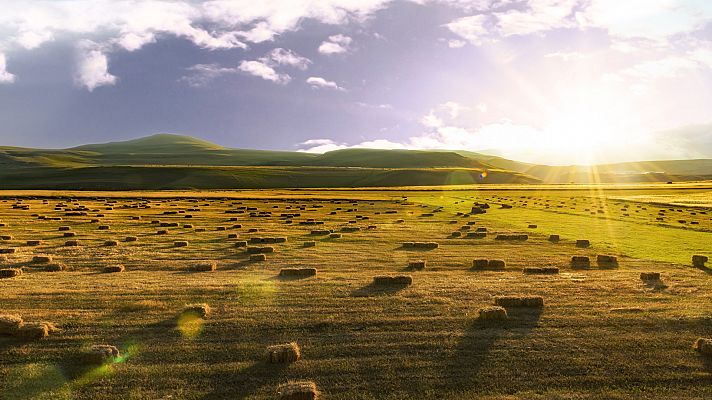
left=1, top=133, right=710, bottom=189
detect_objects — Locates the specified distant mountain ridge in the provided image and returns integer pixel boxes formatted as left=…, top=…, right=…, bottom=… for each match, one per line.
left=1, top=133, right=711, bottom=189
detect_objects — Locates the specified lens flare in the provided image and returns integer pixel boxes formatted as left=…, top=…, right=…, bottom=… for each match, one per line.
left=177, top=311, right=205, bottom=339
left=4, top=363, right=70, bottom=399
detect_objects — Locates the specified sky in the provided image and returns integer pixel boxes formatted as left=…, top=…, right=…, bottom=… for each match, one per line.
left=0, top=0, right=711, bottom=165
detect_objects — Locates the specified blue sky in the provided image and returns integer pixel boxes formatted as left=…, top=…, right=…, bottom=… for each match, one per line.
left=0, top=0, right=711, bottom=164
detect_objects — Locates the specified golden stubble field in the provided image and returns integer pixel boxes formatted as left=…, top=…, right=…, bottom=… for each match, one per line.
left=0, top=187, right=711, bottom=400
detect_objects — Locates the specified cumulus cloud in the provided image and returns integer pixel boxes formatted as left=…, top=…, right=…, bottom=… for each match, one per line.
left=179, top=64, right=239, bottom=87
left=318, top=34, right=353, bottom=54
left=266, top=48, right=311, bottom=70
left=0, top=0, right=394, bottom=88
left=74, top=40, right=117, bottom=91
left=0, top=54, right=16, bottom=84
left=239, top=60, right=290, bottom=84
left=306, top=76, right=344, bottom=90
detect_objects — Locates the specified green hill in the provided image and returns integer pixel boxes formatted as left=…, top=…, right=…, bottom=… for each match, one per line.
left=1, top=133, right=710, bottom=189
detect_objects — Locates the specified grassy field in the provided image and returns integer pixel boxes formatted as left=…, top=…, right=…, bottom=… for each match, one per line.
left=0, top=185, right=711, bottom=399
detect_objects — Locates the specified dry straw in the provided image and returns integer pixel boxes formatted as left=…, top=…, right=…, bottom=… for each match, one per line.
left=266, top=342, right=301, bottom=364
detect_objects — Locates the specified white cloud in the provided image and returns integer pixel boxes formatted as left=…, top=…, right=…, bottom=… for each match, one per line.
left=0, top=54, right=16, bottom=84
left=179, top=63, right=239, bottom=87
left=239, top=60, right=290, bottom=84
left=74, top=40, right=117, bottom=91
left=447, top=39, right=467, bottom=48
left=298, top=139, right=348, bottom=153
left=318, top=34, right=353, bottom=54
left=306, top=76, right=344, bottom=90
left=266, top=48, right=311, bottom=70
left=544, top=51, right=589, bottom=61
left=445, top=14, right=492, bottom=45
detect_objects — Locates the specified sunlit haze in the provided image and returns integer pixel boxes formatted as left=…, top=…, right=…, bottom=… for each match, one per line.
left=1, top=0, right=711, bottom=165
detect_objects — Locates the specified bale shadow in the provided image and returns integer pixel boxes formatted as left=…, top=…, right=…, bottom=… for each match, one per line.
left=439, top=307, right=542, bottom=391
left=643, top=279, right=668, bottom=291
left=351, top=282, right=410, bottom=297
left=205, top=360, right=290, bottom=398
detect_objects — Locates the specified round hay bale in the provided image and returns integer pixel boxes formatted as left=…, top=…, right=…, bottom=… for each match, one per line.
left=183, top=304, right=210, bottom=318
left=478, top=306, right=508, bottom=321
left=373, top=275, right=412, bottom=285
left=26, top=240, right=41, bottom=246
left=104, top=240, right=119, bottom=247
left=82, top=345, right=121, bottom=365
left=32, top=255, right=52, bottom=264
left=44, top=263, right=66, bottom=272
left=125, top=236, right=138, bottom=242
left=192, top=262, right=216, bottom=272
left=250, top=254, right=267, bottom=262
left=15, top=322, right=49, bottom=340
left=694, top=338, right=712, bottom=356
left=174, top=241, right=189, bottom=247
left=103, top=265, right=125, bottom=273
left=0, top=314, right=24, bottom=334
left=303, top=241, right=316, bottom=247
left=266, top=342, right=301, bottom=364
left=0, top=268, right=22, bottom=279
left=277, top=380, right=319, bottom=400
left=64, top=240, right=79, bottom=247
left=408, top=260, right=426, bottom=270
left=279, top=268, right=317, bottom=278
left=494, top=296, right=544, bottom=308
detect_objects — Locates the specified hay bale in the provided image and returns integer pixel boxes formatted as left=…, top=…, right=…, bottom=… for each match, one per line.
left=694, top=338, right=712, bottom=356
left=26, top=240, right=41, bottom=246
left=44, top=263, right=66, bottom=272
left=303, top=241, right=316, bottom=247
left=408, top=260, right=426, bottom=270
left=640, top=272, right=660, bottom=281
left=488, top=260, right=506, bottom=269
left=571, top=256, right=590, bottom=268
left=0, top=314, right=23, bottom=335
left=58, top=226, right=70, bottom=231
left=522, top=267, right=559, bottom=274
left=548, top=235, right=560, bottom=242
left=64, top=240, right=79, bottom=246
left=528, top=224, right=538, bottom=228
left=235, top=241, right=248, bottom=247
left=104, top=240, right=119, bottom=246
left=103, top=265, right=125, bottom=273
left=279, top=268, right=317, bottom=277
left=82, top=345, right=121, bottom=365
left=692, top=255, right=708, bottom=267
left=0, top=268, right=22, bottom=279
left=228, top=233, right=238, bottom=239
left=192, top=262, right=216, bottom=272
left=413, top=242, right=439, bottom=249
left=329, top=233, right=342, bottom=239
left=125, top=236, right=138, bottom=242
left=373, top=275, right=412, bottom=285
left=478, top=306, right=508, bottom=321
left=63, top=232, right=76, bottom=237
left=183, top=224, right=194, bottom=229
left=310, top=230, right=330, bottom=235
left=174, top=241, right=189, bottom=247
left=157, top=230, right=168, bottom=235
left=277, top=380, right=319, bottom=400
left=266, top=342, right=301, bottom=363
left=195, top=228, right=206, bottom=233
left=32, top=255, right=52, bottom=264
left=183, top=303, right=210, bottom=318
left=472, top=259, right=489, bottom=270
left=575, top=239, right=590, bottom=248
left=494, top=296, right=544, bottom=308
left=1, top=235, right=12, bottom=240
left=596, top=255, right=618, bottom=267
left=247, top=246, right=274, bottom=254
left=250, top=254, right=267, bottom=262
left=98, top=225, right=110, bottom=230
left=15, top=322, right=49, bottom=340
left=0, top=248, right=16, bottom=254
